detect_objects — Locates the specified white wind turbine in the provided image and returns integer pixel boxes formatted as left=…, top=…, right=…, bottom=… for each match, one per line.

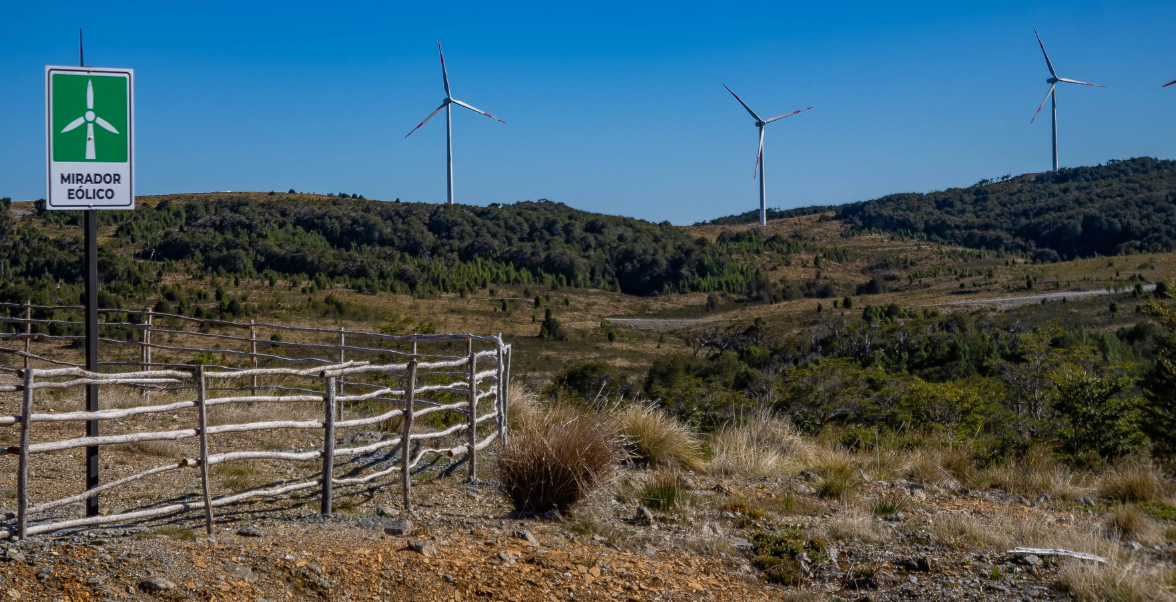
left=1030, top=29, right=1105, bottom=173
left=60, top=79, right=119, bottom=160
left=723, top=84, right=811, bottom=226
left=405, top=41, right=505, bottom=205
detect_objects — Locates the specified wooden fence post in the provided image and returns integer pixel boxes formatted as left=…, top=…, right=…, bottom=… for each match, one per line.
left=23, top=300, right=31, bottom=371
left=466, top=337, right=477, bottom=482
left=249, top=320, right=258, bottom=396
left=337, top=327, right=345, bottom=419
left=141, top=308, right=152, bottom=402
left=17, top=368, right=34, bottom=539
left=195, top=366, right=215, bottom=534
left=321, top=375, right=336, bottom=516
left=503, top=344, right=511, bottom=439
left=496, top=334, right=506, bottom=444
left=402, top=343, right=418, bottom=511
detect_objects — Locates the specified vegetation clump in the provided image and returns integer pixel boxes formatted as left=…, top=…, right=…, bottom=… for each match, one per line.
left=495, top=405, right=621, bottom=514
left=750, top=530, right=828, bottom=586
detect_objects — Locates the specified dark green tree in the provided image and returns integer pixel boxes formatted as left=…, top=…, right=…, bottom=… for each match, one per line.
left=1141, top=290, right=1176, bottom=463
left=1050, top=367, right=1145, bottom=467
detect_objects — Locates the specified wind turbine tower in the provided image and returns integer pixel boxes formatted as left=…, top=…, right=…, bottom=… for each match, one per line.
left=723, top=84, right=810, bottom=226
left=405, top=41, right=505, bottom=205
left=1031, top=29, right=1105, bottom=173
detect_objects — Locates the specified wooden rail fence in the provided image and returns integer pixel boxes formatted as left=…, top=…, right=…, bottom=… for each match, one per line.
left=0, top=301, right=511, bottom=539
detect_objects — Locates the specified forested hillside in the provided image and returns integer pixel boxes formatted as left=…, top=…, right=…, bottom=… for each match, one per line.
left=708, top=157, right=1176, bottom=262
left=1, top=195, right=852, bottom=308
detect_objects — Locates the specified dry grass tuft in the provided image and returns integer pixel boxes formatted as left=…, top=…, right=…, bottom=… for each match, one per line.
left=709, top=409, right=810, bottom=477
left=616, top=403, right=704, bottom=471
left=820, top=508, right=888, bottom=543
left=814, top=453, right=860, bottom=501
left=1057, top=558, right=1176, bottom=602
left=1098, top=463, right=1175, bottom=504
left=1105, top=504, right=1160, bottom=544
left=496, top=403, right=622, bottom=514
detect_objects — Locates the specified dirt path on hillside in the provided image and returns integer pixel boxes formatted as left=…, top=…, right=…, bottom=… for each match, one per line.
left=934, top=283, right=1156, bottom=309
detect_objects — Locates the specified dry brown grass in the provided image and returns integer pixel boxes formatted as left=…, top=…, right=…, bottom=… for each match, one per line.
left=1105, top=504, right=1161, bottom=545
left=1057, top=559, right=1176, bottom=602
left=820, top=507, right=889, bottom=543
left=496, top=403, right=622, bottom=514
left=615, top=403, right=704, bottom=471
left=1098, top=462, right=1175, bottom=504
left=708, top=409, right=810, bottom=477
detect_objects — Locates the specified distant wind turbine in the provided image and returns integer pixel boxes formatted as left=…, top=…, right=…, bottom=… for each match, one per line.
left=723, top=84, right=810, bottom=227
left=405, top=41, right=505, bottom=205
left=1030, top=29, right=1104, bottom=173
left=60, top=79, right=119, bottom=160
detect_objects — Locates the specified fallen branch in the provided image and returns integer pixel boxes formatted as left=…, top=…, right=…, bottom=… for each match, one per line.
left=1007, top=548, right=1107, bottom=563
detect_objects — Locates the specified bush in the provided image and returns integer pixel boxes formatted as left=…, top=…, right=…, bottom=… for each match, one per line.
left=538, top=308, right=568, bottom=341
left=1051, top=368, right=1145, bottom=466
left=617, top=404, right=703, bottom=470
left=496, top=406, right=621, bottom=514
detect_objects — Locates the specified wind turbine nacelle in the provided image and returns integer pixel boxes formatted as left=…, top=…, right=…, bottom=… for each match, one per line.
left=755, top=121, right=764, bottom=128
left=1047, top=78, right=1059, bottom=84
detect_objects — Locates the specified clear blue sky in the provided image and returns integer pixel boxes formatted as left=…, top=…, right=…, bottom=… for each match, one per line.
left=2, top=1, right=1174, bottom=224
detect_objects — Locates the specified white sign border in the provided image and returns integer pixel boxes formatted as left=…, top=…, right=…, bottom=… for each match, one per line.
left=45, top=65, right=135, bottom=211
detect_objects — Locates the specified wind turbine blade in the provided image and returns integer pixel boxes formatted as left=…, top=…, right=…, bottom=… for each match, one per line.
left=60, top=116, right=85, bottom=133
left=85, top=123, right=95, bottom=160
left=1034, top=29, right=1057, bottom=78
left=94, top=116, right=119, bottom=134
left=1057, top=77, right=1105, bottom=88
left=1164, top=79, right=1176, bottom=87
left=764, top=107, right=813, bottom=123
left=404, top=103, right=448, bottom=138
left=87, top=79, right=94, bottom=110
left=753, top=127, right=764, bottom=179
left=451, top=99, right=505, bottom=123
left=438, top=40, right=452, bottom=99
left=723, top=84, right=762, bottom=122
left=1031, top=83, right=1055, bottom=124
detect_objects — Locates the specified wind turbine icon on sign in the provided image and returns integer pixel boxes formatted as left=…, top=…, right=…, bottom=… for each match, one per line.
left=60, top=79, right=119, bottom=160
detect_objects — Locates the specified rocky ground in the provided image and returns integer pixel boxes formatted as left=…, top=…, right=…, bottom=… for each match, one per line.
left=3, top=448, right=1163, bottom=602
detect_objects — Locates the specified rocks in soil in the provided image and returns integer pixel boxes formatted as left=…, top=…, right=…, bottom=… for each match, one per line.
left=514, top=530, right=539, bottom=546
left=729, top=537, right=753, bottom=551
left=226, top=563, right=258, bottom=584
left=236, top=525, right=264, bottom=537
left=3, top=549, right=25, bottom=562
left=408, top=540, right=436, bottom=558
left=883, top=512, right=905, bottom=522
left=1015, top=554, right=1042, bottom=567
left=383, top=519, right=413, bottom=537
left=542, top=509, right=563, bottom=522
left=138, top=577, right=176, bottom=593
left=633, top=506, right=655, bottom=526
left=375, top=506, right=397, bottom=518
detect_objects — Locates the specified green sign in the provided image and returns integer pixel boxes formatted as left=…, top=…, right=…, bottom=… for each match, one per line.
left=46, top=66, right=134, bottom=210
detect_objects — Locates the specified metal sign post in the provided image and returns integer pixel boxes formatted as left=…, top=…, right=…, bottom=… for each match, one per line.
left=45, top=30, right=136, bottom=516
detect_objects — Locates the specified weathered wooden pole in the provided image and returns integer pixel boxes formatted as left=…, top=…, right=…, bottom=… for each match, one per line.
left=321, top=375, right=337, bottom=516
left=401, top=340, right=418, bottom=511
left=466, top=337, right=477, bottom=482
left=16, top=369, right=34, bottom=538
left=195, top=366, right=215, bottom=534
left=249, top=319, right=258, bottom=396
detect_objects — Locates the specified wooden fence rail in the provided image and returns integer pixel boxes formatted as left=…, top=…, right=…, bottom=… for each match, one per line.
left=0, top=321, right=511, bottom=539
